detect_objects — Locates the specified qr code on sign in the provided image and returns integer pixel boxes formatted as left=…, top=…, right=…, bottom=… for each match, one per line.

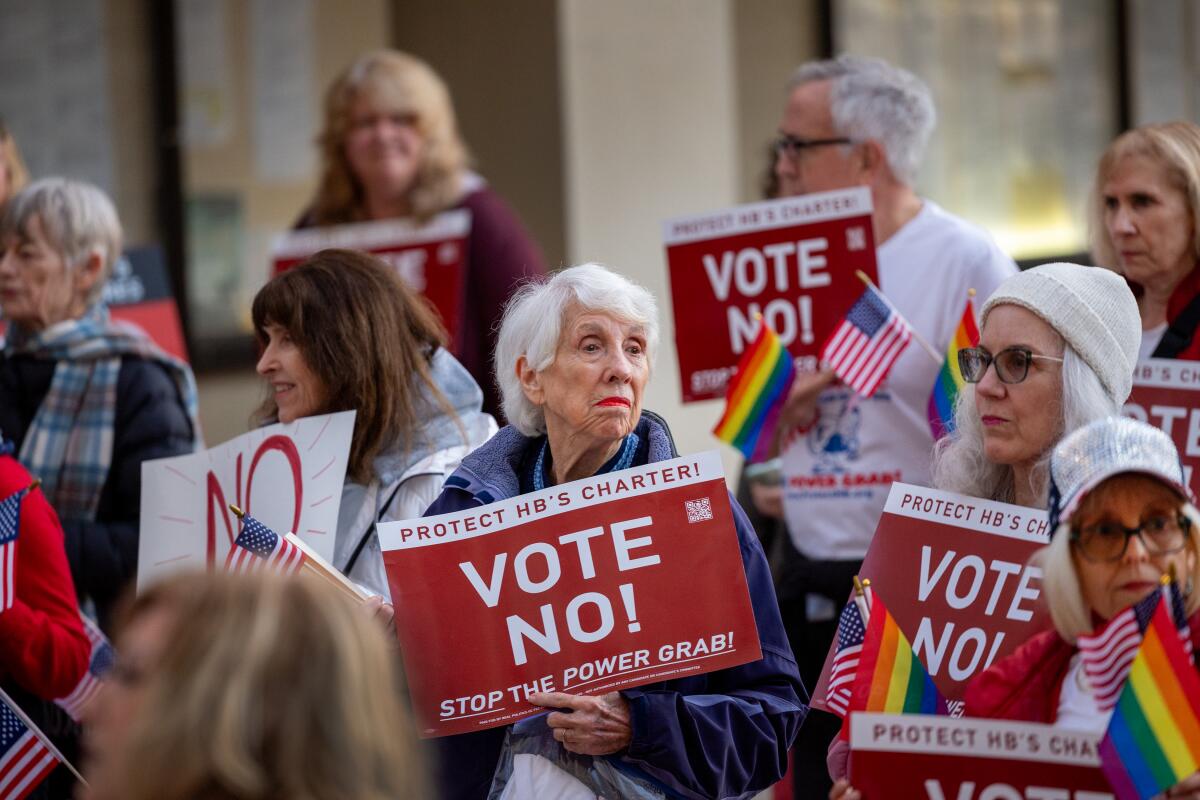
left=685, top=498, right=713, bottom=523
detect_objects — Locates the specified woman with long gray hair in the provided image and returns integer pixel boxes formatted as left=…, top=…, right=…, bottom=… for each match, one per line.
left=931, top=262, right=1140, bottom=507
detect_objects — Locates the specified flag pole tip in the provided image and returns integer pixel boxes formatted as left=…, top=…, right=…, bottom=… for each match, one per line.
left=968, top=287, right=976, bottom=298
left=27, top=478, right=41, bottom=492
left=228, top=504, right=245, bottom=518
left=852, top=575, right=864, bottom=596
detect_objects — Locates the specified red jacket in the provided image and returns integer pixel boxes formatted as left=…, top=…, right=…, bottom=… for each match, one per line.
left=966, top=618, right=1200, bottom=723
left=1131, top=268, right=1200, bottom=360
left=0, top=455, right=90, bottom=699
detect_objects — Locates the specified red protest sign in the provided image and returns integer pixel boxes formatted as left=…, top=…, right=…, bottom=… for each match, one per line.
left=1126, top=358, right=1200, bottom=497
left=378, top=450, right=761, bottom=737
left=271, top=210, right=469, bottom=349
left=849, top=713, right=1113, bottom=799
left=663, top=188, right=877, bottom=402
left=812, top=483, right=1049, bottom=716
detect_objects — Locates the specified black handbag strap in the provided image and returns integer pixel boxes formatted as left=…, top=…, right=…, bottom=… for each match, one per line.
left=1153, top=291, right=1200, bottom=358
left=343, top=481, right=406, bottom=576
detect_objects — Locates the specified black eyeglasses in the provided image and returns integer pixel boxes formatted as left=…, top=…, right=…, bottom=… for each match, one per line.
left=1071, top=512, right=1191, bottom=563
left=957, top=346, right=1064, bottom=385
left=773, top=134, right=854, bottom=159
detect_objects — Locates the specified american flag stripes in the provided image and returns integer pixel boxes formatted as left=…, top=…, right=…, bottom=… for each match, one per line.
left=821, top=284, right=912, bottom=397
left=54, top=614, right=115, bottom=722
left=1077, top=582, right=1192, bottom=712
left=225, top=515, right=305, bottom=575
left=826, top=599, right=866, bottom=716
left=0, top=489, right=23, bottom=614
left=0, top=695, right=59, bottom=800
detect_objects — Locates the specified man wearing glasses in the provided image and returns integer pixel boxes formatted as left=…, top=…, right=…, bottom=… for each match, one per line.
left=758, top=55, right=1018, bottom=796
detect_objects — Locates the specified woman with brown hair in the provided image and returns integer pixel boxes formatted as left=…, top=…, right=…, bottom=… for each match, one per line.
left=298, top=49, right=546, bottom=419
left=81, top=570, right=426, bottom=799
left=251, top=248, right=495, bottom=599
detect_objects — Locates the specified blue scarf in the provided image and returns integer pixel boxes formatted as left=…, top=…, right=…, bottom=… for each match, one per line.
left=5, top=304, right=201, bottom=522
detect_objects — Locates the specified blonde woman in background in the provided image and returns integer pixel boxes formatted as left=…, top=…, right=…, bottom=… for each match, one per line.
left=297, top=49, right=546, bottom=420
left=81, top=571, right=425, bottom=800
left=1089, top=121, right=1200, bottom=360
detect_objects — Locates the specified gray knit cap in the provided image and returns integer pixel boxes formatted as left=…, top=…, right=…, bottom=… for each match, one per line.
left=980, top=263, right=1140, bottom=404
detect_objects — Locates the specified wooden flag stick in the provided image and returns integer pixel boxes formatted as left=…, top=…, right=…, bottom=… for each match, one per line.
left=227, top=504, right=368, bottom=604
left=285, top=533, right=370, bottom=604
left=854, top=270, right=942, bottom=365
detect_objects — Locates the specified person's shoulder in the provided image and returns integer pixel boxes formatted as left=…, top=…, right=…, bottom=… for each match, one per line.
left=964, top=628, right=1069, bottom=719
left=912, top=202, right=1013, bottom=264
left=0, top=455, right=32, bottom=496
left=117, top=356, right=186, bottom=401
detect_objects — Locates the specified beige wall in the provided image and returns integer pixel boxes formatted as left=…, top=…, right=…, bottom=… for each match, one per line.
left=733, top=0, right=822, bottom=202
left=556, top=0, right=820, bottom=480
left=557, top=0, right=743, bottom=475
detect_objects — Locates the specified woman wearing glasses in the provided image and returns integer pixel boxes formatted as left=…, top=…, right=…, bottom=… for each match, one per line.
left=968, top=419, right=1200, bottom=758
left=833, top=417, right=1200, bottom=800
left=931, top=262, right=1141, bottom=507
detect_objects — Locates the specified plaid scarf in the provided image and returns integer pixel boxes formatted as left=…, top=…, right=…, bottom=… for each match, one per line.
left=4, top=305, right=200, bottom=522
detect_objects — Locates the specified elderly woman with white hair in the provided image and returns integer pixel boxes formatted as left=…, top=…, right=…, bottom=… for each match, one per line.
left=0, top=178, right=199, bottom=631
left=423, top=263, right=805, bottom=800
left=932, top=261, right=1142, bottom=507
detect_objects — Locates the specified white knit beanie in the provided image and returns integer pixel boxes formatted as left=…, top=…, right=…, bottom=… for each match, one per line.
left=980, top=263, right=1140, bottom=404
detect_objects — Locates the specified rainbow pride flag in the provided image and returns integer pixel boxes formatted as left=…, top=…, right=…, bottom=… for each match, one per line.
left=927, top=297, right=979, bottom=440
left=712, top=320, right=795, bottom=461
left=840, top=589, right=946, bottom=739
left=1100, top=583, right=1200, bottom=800
left=838, top=589, right=946, bottom=738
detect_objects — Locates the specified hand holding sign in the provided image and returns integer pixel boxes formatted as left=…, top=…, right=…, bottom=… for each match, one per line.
left=533, top=691, right=633, bottom=755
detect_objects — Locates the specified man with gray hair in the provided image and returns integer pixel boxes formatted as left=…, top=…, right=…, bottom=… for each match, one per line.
left=761, top=55, right=1016, bottom=793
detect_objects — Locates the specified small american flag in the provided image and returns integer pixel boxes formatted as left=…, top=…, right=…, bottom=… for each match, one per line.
left=0, top=695, right=60, bottom=800
left=0, top=488, right=23, bottom=613
left=54, top=614, right=115, bottom=722
left=1077, top=581, right=1192, bottom=711
left=821, top=285, right=912, bottom=398
left=225, top=515, right=305, bottom=575
left=826, top=599, right=866, bottom=716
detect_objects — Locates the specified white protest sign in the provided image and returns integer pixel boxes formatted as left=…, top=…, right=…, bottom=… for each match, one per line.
left=137, top=411, right=355, bottom=590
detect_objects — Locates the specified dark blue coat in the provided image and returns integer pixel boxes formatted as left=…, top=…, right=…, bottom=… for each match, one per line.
left=424, top=411, right=807, bottom=799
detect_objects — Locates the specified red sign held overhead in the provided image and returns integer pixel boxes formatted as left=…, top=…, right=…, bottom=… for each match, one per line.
left=849, top=713, right=1113, bottom=799
left=663, top=188, right=878, bottom=402
left=271, top=211, right=470, bottom=350
left=378, top=451, right=761, bottom=737
left=811, top=483, right=1050, bottom=716
left=1126, top=358, right=1200, bottom=498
